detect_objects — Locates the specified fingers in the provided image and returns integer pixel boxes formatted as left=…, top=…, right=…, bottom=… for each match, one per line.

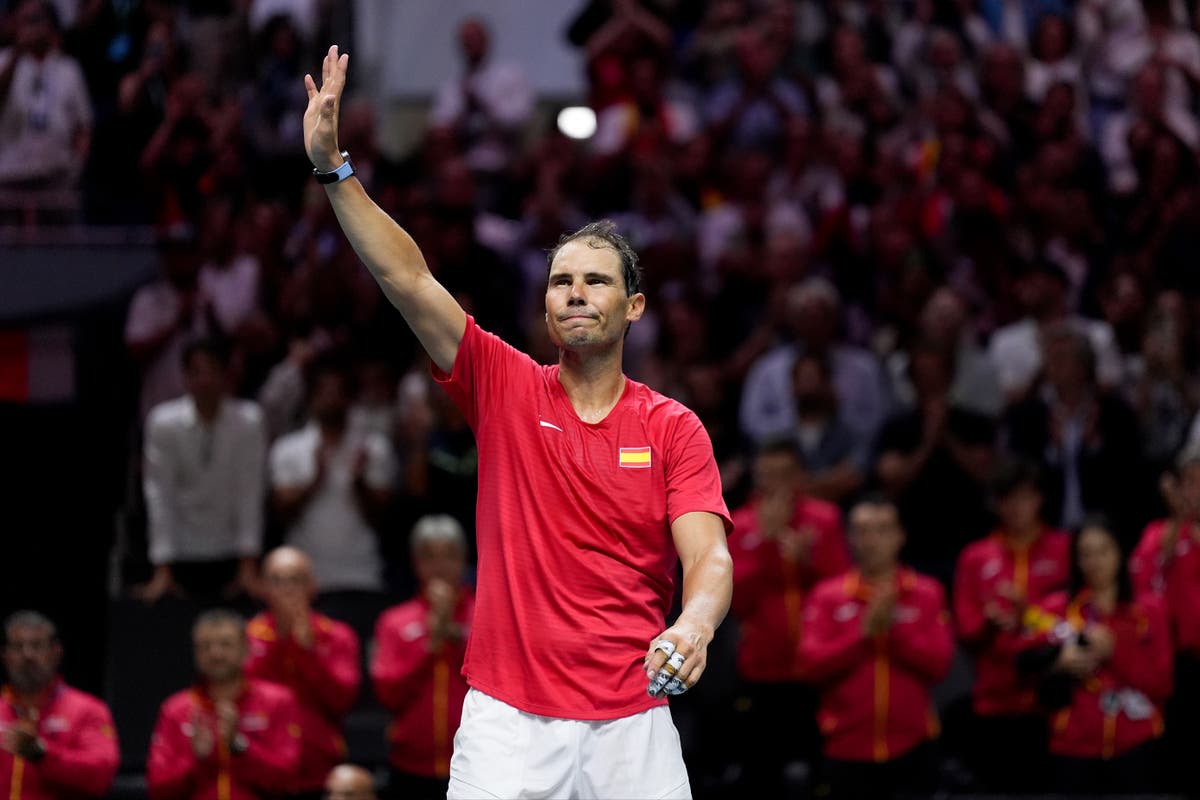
left=645, top=638, right=704, bottom=698
left=304, top=73, right=317, bottom=100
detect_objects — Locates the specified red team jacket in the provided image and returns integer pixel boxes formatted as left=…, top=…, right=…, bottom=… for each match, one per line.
left=371, top=589, right=475, bottom=778
left=1129, top=520, right=1200, bottom=658
left=146, top=679, right=301, bottom=800
left=0, top=681, right=119, bottom=799
left=244, top=612, right=360, bottom=792
left=1023, top=591, right=1173, bottom=759
left=730, top=494, right=849, bottom=682
left=953, top=529, right=1071, bottom=716
left=798, top=569, right=954, bottom=763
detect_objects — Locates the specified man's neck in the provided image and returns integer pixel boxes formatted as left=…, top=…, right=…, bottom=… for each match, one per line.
left=1004, top=523, right=1041, bottom=547
left=207, top=678, right=242, bottom=702
left=860, top=565, right=896, bottom=585
left=194, top=396, right=221, bottom=422
left=557, top=349, right=626, bottom=423
left=8, top=681, right=53, bottom=708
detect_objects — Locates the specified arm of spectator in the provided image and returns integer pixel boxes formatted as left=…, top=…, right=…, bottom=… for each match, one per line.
left=798, top=585, right=871, bottom=683
left=235, top=407, right=267, bottom=563
left=887, top=584, right=954, bottom=684
left=286, top=622, right=361, bottom=717
left=38, top=701, right=119, bottom=797
left=351, top=434, right=396, bottom=529
left=229, top=693, right=301, bottom=792
left=1106, top=600, right=1174, bottom=702
left=370, top=611, right=440, bottom=712
left=952, top=546, right=993, bottom=647
left=305, top=46, right=466, bottom=374
left=803, top=459, right=865, bottom=506
left=142, top=412, right=181, bottom=574
left=146, top=704, right=208, bottom=800
left=0, top=46, right=22, bottom=109
left=583, top=0, right=670, bottom=62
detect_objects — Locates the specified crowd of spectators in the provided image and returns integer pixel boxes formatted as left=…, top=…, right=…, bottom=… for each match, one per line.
left=7, top=0, right=1200, bottom=796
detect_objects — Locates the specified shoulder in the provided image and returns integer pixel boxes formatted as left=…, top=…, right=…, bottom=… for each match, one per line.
left=315, top=613, right=357, bottom=644
left=158, top=689, right=195, bottom=716
left=957, top=536, right=996, bottom=566
left=1135, top=520, right=1167, bottom=549
left=798, top=496, right=841, bottom=528
left=271, top=426, right=315, bottom=457
left=633, top=381, right=705, bottom=436
left=227, top=399, right=264, bottom=427
left=1038, top=590, right=1070, bottom=614
left=58, top=685, right=113, bottom=717
left=248, top=678, right=297, bottom=708
left=808, top=573, right=850, bottom=606
left=901, top=567, right=943, bottom=597
left=376, top=600, right=422, bottom=631
left=246, top=614, right=275, bottom=642
left=146, top=397, right=189, bottom=431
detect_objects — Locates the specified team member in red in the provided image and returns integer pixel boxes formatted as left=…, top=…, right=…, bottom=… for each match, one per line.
left=1019, top=517, right=1173, bottom=795
left=0, top=611, right=119, bottom=800
left=304, top=48, right=733, bottom=799
left=371, top=515, right=475, bottom=800
left=952, top=457, right=1070, bottom=792
left=728, top=437, right=849, bottom=795
left=798, top=495, right=954, bottom=800
left=147, top=609, right=302, bottom=800
left=244, top=547, right=360, bottom=799
left=1128, top=445, right=1200, bottom=795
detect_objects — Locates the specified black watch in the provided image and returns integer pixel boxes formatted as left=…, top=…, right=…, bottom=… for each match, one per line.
left=313, top=151, right=355, bottom=184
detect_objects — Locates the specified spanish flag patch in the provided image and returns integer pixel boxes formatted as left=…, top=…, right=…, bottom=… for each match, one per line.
left=619, top=447, right=651, bottom=468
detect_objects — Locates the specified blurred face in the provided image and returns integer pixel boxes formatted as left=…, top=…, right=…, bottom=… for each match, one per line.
left=849, top=503, right=905, bottom=575
left=1042, top=335, right=1089, bottom=393
left=753, top=449, right=801, bottom=495
left=183, top=352, right=227, bottom=406
left=3, top=624, right=60, bottom=694
left=310, top=371, right=351, bottom=427
left=262, top=550, right=315, bottom=613
left=414, top=538, right=465, bottom=587
left=545, top=239, right=643, bottom=352
left=459, top=19, right=488, bottom=67
left=15, top=1, right=54, bottom=54
left=997, top=483, right=1043, bottom=533
left=920, top=290, right=966, bottom=346
left=1179, top=462, right=1200, bottom=511
left=193, top=620, right=245, bottom=684
left=1077, top=526, right=1120, bottom=592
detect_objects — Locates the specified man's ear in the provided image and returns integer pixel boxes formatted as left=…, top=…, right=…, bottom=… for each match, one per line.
left=627, top=292, right=646, bottom=323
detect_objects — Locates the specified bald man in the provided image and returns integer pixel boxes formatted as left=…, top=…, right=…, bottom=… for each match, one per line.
left=324, top=764, right=377, bottom=800
left=244, top=547, right=361, bottom=799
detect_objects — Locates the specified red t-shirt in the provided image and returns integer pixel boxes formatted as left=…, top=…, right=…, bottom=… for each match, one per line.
left=433, top=316, right=732, bottom=720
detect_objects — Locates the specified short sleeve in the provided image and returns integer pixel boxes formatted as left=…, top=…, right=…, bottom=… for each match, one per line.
left=269, top=438, right=313, bottom=489
left=431, top=315, right=536, bottom=431
left=664, top=410, right=732, bottom=533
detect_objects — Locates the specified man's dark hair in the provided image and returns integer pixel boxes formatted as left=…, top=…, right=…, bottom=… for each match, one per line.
left=547, top=220, right=642, bottom=296
left=181, top=337, right=232, bottom=371
left=303, top=347, right=359, bottom=400
left=193, top=608, right=246, bottom=637
left=988, top=456, right=1044, bottom=501
left=848, top=490, right=897, bottom=516
left=3, top=610, right=58, bottom=643
left=755, top=434, right=805, bottom=465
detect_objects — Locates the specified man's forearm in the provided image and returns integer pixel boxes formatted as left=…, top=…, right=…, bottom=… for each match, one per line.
left=324, top=177, right=431, bottom=306
left=677, top=547, right=733, bottom=637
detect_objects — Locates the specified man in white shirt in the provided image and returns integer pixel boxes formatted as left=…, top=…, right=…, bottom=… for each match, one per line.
left=270, top=351, right=397, bottom=594
left=125, top=232, right=215, bottom=423
left=429, top=15, right=533, bottom=176
left=139, top=338, right=267, bottom=603
left=0, top=0, right=92, bottom=205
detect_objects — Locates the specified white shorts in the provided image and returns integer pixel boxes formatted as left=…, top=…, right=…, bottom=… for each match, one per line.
left=447, top=688, right=692, bottom=800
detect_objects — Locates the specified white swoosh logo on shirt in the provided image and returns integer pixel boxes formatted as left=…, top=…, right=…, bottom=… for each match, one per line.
left=540, top=420, right=564, bottom=432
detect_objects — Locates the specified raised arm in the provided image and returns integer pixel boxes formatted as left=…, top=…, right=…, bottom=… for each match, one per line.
left=303, top=45, right=466, bottom=373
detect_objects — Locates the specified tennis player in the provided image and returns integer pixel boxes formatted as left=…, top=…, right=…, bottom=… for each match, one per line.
left=303, top=46, right=734, bottom=799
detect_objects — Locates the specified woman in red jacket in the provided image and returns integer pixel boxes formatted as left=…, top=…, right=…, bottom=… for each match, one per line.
left=1019, top=515, right=1173, bottom=795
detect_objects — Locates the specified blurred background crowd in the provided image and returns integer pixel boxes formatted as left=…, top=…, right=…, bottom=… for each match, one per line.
left=4, top=0, right=1200, bottom=797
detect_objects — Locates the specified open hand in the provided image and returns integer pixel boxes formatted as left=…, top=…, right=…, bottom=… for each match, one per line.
left=303, top=45, right=349, bottom=172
